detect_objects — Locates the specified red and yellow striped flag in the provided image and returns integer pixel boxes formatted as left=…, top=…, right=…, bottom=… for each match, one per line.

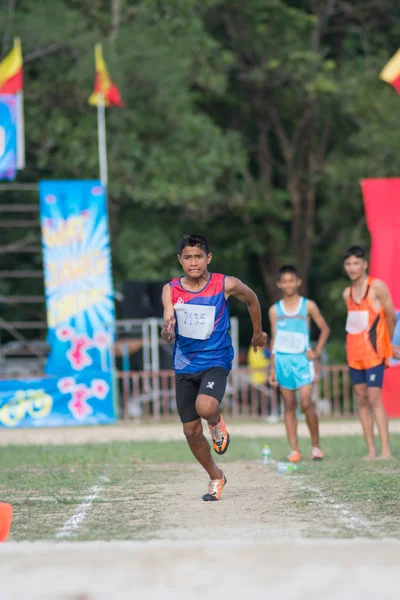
left=379, top=49, right=400, bottom=95
left=88, top=45, right=124, bottom=107
left=0, top=38, right=23, bottom=94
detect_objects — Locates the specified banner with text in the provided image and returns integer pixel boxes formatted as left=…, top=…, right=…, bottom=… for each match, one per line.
left=0, top=371, right=115, bottom=428
left=0, top=95, right=17, bottom=181
left=39, top=180, right=115, bottom=376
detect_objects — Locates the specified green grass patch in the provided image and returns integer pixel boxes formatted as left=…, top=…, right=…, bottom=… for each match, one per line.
left=2, top=434, right=400, bottom=540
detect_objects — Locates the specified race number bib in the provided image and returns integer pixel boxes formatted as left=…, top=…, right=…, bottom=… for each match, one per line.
left=174, top=303, right=216, bottom=340
left=345, top=311, right=369, bottom=334
left=274, top=330, right=308, bottom=354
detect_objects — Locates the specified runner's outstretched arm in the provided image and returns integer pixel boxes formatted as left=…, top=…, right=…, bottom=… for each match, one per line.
left=373, top=280, right=397, bottom=338
left=373, top=280, right=400, bottom=359
left=224, top=276, right=267, bottom=352
left=268, top=305, right=278, bottom=387
left=306, top=301, right=330, bottom=361
left=161, top=283, right=176, bottom=344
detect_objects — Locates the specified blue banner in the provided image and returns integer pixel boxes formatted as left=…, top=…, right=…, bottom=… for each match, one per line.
left=0, top=371, right=115, bottom=428
left=39, top=181, right=115, bottom=376
left=0, top=95, right=17, bottom=181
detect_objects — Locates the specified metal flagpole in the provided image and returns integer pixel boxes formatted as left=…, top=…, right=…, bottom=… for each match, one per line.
left=97, top=92, right=108, bottom=187
left=15, top=37, right=25, bottom=170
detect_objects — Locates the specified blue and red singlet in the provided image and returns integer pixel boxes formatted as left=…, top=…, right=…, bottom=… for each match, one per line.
left=169, top=273, right=234, bottom=373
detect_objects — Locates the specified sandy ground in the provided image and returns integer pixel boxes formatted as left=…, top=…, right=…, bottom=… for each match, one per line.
left=3, top=421, right=400, bottom=598
left=2, top=418, right=400, bottom=445
left=93, top=463, right=343, bottom=542
left=154, top=463, right=371, bottom=540
left=1, top=539, right=400, bottom=600
left=6, top=462, right=397, bottom=599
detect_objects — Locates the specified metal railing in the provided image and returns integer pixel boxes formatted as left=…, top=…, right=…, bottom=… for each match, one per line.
left=117, top=364, right=356, bottom=422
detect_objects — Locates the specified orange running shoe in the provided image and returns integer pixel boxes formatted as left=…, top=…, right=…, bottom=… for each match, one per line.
left=209, top=415, right=230, bottom=455
left=311, top=447, right=324, bottom=461
left=287, top=450, right=302, bottom=463
left=202, top=473, right=227, bottom=501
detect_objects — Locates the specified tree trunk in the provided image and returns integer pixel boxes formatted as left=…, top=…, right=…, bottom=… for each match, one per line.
left=110, top=0, right=120, bottom=51
left=257, top=253, right=281, bottom=304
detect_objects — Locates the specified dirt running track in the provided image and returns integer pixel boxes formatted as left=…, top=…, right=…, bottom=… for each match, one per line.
left=1, top=539, right=400, bottom=600
left=2, top=421, right=400, bottom=599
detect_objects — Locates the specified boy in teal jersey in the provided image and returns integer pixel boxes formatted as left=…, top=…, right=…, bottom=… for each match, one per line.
left=268, top=266, right=330, bottom=462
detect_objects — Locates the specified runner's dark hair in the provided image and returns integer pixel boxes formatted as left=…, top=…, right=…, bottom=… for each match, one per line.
left=178, top=235, right=210, bottom=255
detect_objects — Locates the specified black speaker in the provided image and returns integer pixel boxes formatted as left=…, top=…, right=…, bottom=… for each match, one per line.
left=122, top=281, right=165, bottom=319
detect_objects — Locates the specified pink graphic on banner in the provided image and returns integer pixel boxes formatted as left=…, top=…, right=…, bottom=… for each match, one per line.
left=58, top=376, right=110, bottom=420
left=55, top=326, right=112, bottom=372
left=57, top=377, right=76, bottom=393
left=56, top=326, right=74, bottom=342
left=91, top=379, right=109, bottom=400
left=69, top=384, right=92, bottom=419
left=67, top=336, right=92, bottom=371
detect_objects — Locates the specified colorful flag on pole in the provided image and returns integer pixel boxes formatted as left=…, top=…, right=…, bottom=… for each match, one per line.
left=88, top=44, right=124, bottom=107
left=379, top=49, right=400, bottom=95
left=0, top=38, right=23, bottom=94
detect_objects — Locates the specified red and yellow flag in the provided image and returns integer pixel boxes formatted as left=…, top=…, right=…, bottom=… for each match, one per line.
left=88, top=44, right=124, bottom=107
left=0, top=38, right=23, bottom=94
left=379, top=49, right=400, bottom=95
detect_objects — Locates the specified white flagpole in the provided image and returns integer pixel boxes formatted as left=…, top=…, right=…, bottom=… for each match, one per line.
left=15, top=37, right=25, bottom=170
left=16, top=90, right=25, bottom=169
left=98, top=92, right=108, bottom=187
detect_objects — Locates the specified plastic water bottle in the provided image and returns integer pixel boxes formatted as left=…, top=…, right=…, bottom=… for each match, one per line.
left=276, top=461, right=302, bottom=475
left=261, top=445, right=272, bottom=464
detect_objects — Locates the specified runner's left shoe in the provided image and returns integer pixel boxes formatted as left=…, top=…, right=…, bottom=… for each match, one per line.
left=287, top=450, right=302, bottom=463
left=202, top=473, right=227, bottom=501
left=209, top=415, right=230, bottom=455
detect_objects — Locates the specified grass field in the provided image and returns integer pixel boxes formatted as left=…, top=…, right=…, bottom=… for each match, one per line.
left=2, top=434, right=400, bottom=542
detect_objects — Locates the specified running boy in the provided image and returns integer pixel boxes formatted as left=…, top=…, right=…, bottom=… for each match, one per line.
left=343, top=246, right=400, bottom=460
left=268, top=266, right=330, bottom=462
left=161, top=234, right=267, bottom=501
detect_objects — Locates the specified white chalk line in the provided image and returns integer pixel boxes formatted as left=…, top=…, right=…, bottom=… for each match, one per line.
left=302, top=483, right=374, bottom=535
left=55, top=474, right=109, bottom=539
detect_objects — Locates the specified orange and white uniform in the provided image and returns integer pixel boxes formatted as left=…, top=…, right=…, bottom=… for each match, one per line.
left=345, top=277, right=392, bottom=370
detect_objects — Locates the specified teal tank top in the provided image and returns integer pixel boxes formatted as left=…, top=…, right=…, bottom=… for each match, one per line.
left=273, top=297, right=310, bottom=355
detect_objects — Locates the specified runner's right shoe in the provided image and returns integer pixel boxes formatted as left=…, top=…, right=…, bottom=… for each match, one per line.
left=311, top=447, right=324, bottom=461
left=287, top=450, right=302, bottom=463
left=202, top=473, right=227, bottom=501
left=209, top=415, right=230, bottom=455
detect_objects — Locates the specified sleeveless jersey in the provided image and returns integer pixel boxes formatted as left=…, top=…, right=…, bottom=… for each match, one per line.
left=169, top=273, right=234, bottom=373
left=273, top=297, right=309, bottom=355
left=345, top=276, right=392, bottom=369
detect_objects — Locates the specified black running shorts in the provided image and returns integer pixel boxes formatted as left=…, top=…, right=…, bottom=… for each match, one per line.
left=175, top=367, right=229, bottom=424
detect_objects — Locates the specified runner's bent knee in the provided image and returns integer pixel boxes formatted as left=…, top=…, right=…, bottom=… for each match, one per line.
left=183, top=419, right=202, bottom=440
left=196, top=394, right=220, bottom=420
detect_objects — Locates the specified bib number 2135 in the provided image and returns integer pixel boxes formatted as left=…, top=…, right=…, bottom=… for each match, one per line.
left=174, top=304, right=216, bottom=340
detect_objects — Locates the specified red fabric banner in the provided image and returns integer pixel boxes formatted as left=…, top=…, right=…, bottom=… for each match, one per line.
left=361, top=178, right=400, bottom=310
left=361, top=178, right=400, bottom=416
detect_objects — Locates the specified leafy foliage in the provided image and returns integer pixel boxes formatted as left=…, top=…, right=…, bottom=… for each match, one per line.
left=1, top=0, right=400, bottom=351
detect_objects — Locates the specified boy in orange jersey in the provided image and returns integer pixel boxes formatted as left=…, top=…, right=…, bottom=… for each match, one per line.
left=343, top=246, right=400, bottom=460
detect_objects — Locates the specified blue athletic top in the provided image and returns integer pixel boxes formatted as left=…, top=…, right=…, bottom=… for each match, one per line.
left=273, top=297, right=310, bottom=355
left=169, top=273, right=234, bottom=373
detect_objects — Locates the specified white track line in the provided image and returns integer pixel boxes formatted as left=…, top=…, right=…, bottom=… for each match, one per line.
left=304, top=484, right=374, bottom=535
left=55, top=475, right=108, bottom=539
